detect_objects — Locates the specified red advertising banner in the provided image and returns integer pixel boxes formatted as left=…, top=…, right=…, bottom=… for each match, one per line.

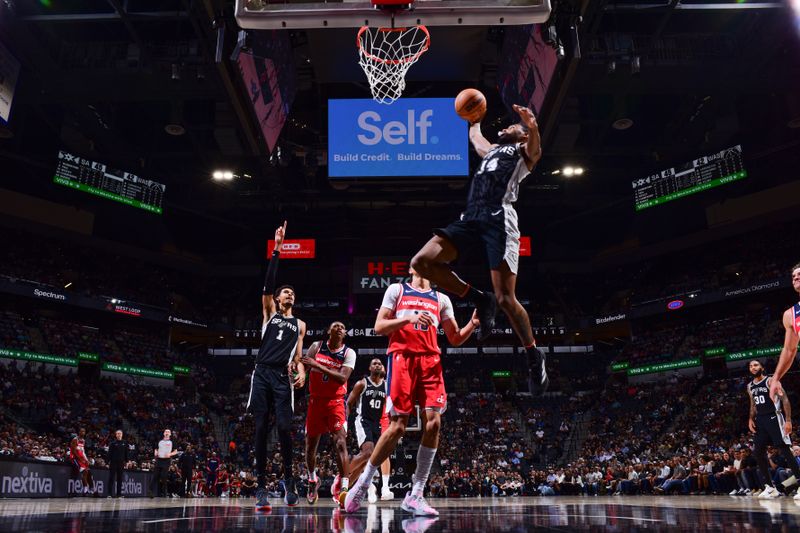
left=520, top=236, right=532, bottom=257
left=267, top=239, right=316, bottom=259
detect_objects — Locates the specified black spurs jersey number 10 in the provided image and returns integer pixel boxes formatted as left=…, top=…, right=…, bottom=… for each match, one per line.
left=256, top=314, right=299, bottom=366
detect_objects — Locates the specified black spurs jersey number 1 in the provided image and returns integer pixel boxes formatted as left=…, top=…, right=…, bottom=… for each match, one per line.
left=358, top=378, right=387, bottom=423
left=750, top=376, right=779, bottom=417
left=256, top=313, right=299, bottom=366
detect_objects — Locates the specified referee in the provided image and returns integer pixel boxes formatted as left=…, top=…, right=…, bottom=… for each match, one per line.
left=151, top=428, right=178, bottom=498
left=107, top=429, right=128, bottom=498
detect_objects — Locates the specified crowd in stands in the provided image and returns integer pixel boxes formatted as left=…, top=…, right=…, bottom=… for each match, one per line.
left=6, top=341, right=799, bottom=500
left=0, top=311, right=32, bottom=351
left=618, top=303, right=783, bottom=366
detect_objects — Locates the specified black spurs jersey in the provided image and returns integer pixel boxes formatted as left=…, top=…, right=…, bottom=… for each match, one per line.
left=256, top=313, right=299, bottom=366
left=356, top=377, right=387, bottom=424
left=463, top=143, right=529, bottom=220
left=749, top=375, right=780, bottom=417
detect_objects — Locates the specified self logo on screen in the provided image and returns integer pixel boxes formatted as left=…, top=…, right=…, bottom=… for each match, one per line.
left=328, top=98, right=468, bottom=178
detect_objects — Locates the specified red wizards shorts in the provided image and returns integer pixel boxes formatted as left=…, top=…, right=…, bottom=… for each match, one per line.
left=305, top=396, right=346, bottom=437
left=386, top=352, right=447, bottom=416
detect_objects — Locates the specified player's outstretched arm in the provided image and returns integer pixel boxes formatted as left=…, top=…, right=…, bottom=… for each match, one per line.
left=770, top=309, right=799, bottom=401
left=442, top=310, right=480, bottom=347
left=261, top=221, right=287, bottom=323
left=513, top=104, right=542, bottom=171
left=469, top=122, right=494, bottom=158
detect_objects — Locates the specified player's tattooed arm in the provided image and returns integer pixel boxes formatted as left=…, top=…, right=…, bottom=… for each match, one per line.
left=748, top=391, right=756, bottom=433
left=770, top=309, right=799, bottom=401
left=780, top=388, right=793, bottom=436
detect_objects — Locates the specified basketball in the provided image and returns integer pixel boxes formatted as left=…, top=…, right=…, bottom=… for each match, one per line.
left=454, top=88, right=487, bottom=123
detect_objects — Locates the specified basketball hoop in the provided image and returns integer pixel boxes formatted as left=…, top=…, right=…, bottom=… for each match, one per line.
left=357, top=24, right=430, bottom=104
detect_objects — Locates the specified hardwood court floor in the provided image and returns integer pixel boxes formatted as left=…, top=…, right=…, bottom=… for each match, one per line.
left=1, top=495, right=799, bottom=531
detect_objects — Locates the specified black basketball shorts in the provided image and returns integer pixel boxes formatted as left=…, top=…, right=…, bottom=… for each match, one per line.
left=434, top=207, right=520, bottom=274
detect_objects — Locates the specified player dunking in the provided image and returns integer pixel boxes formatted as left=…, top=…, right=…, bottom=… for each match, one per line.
left=769, top=262, right=800, bottom=402
left=299, top=321, right=356, bottom=505
left=746, top=359, right=800, bottom=499
left=247, top=221, right=307, bottom=512
left=410, top=104, right=548, bottom=394
left=345, top=268, right=479, bottom=515
left=346, top=358, right=394, bottom=503
left=70, top=428, right=97, bottom=496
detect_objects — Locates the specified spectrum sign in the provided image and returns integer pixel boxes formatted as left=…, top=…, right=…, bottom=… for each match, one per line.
left=328, top=98, right=468, bottom=178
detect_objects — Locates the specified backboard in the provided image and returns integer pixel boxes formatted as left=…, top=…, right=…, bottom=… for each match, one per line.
left=235, top=0, right=552, bottom=30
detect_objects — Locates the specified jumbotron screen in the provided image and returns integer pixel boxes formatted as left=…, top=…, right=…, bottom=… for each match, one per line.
left=633, top=145, right=747, bottom=211
left=53, top=150, right=165, bottom=214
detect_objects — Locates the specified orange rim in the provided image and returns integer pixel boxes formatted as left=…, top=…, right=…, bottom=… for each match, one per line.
left=357, top=25, right=430, bottom=65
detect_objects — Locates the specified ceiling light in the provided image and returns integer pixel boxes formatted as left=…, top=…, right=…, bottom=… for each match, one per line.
left=573, top=167, right=584, bottom=175
left=613, top=118, right=634, bottom=130
left=223, top=171, right=234, bottom=180
left=551, top=169, right=561, bottom=175
left=64, top=282, right=72, bottom=288
left=164, top=124, right=185, bottom=136
left=563, top=167, right=575, bottom=177
left=212, top=170, right=224, bottom=180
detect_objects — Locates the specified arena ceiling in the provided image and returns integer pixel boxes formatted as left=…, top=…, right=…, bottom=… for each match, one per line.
left=1, top=0, right=799, bottom=257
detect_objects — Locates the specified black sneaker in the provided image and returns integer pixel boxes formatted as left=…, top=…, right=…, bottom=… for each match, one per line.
left=475, top=292, right=497, bottom=341
left=282, top=478, right=299, bottom=507
left=527, top=346, right=549, bottom=396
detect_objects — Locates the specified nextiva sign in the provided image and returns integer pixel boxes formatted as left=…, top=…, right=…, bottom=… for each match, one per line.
left=328, top=98, right=468, bottom=177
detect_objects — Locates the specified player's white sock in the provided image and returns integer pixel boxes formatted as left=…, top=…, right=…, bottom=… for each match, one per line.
left=382, top=474, right=390, bottom=490
left=411, top=446, right=437, bottom=497
left=309, top=469, right=318, bottom=482
left=360, top=461, right=380, bottom=487
left=342, top=477, right=350, bottom=490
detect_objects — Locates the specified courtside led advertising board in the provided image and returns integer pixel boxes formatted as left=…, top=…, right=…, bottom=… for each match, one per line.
left=328, top=98, right=468, bottom=178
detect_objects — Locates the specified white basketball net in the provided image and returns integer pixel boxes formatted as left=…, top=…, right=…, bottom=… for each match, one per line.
left=357, top=25, right=430, bottom=104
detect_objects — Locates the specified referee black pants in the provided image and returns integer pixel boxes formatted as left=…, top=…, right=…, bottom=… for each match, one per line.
left=180, top=469, right=193, bottom=496
left=108, top=465, right=124, bottom=497
left=152, top=460, right=170, bottom=496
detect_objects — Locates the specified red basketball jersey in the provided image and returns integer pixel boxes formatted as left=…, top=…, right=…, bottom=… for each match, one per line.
left=382, top=283, right=454, bottom=355
left=793, top=303, right=800, bottom=335
left=308, top=341, right=356, bottom=398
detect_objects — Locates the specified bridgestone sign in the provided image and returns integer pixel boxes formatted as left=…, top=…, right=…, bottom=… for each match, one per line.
left=0, top=459, right=151, bottom=498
